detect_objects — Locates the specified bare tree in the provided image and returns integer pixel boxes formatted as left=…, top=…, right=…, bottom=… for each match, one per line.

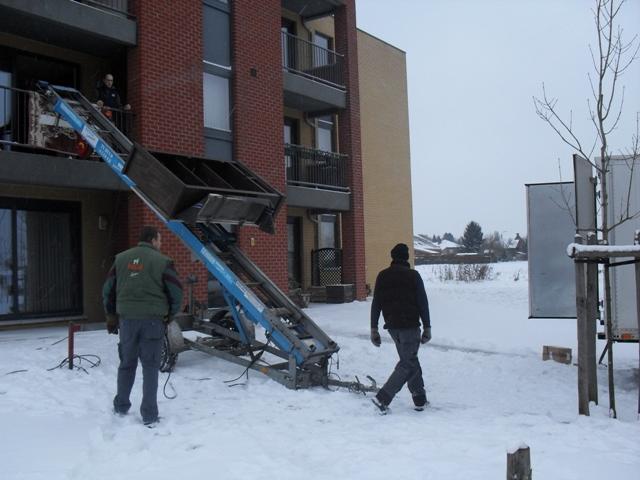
left=533, top=0, right=639, bottom=418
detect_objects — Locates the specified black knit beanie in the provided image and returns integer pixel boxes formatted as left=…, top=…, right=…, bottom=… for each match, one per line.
left=390, top=243, right=409, bottom=261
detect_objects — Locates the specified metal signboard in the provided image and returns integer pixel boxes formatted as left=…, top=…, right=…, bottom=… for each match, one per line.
left=573, top=154, right=597, bottom=233
left=606, top=155, right=640, bottom=341
left=526, top=182, right=577, bottom=318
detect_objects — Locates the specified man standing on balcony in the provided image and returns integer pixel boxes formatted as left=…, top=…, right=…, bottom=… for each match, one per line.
left=96, top=73, right=131, bottom=111
left=102, top=226, right=183, bottom=427
left=369, top=243, right=432, bottom=415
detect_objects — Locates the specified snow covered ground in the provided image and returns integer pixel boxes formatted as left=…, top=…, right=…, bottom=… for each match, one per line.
left=0, top=261, right=638, bottom=480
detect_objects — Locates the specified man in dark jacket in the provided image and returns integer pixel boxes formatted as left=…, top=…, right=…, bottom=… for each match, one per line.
left=96, top=73, right=131, bottom=110
left=370, top=243, right=431, bottom=414
left=103, top=226, right=183, bottom=426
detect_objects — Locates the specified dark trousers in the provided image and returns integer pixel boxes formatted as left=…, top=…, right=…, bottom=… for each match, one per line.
left=377, top=327, right=425, bottom=406
left=113, top=317, right=164, bottom=423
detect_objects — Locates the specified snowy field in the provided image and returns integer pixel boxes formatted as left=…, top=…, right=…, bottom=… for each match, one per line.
left=0, top=261, right=638, bottom=480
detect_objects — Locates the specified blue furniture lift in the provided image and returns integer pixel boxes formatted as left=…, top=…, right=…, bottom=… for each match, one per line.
left=38, top=83, right=376, bottom=393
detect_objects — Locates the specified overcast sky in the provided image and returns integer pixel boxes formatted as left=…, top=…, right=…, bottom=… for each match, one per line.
left=356, top=0, right=640, bottom=240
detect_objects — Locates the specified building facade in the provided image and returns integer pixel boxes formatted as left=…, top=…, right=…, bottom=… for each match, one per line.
left=358, top=30, right=414, bottom=288
left=0, top=0, right=412, bottom=327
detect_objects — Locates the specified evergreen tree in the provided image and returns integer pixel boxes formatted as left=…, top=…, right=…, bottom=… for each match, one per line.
left=442, top=232, right=455, bottom=242
left=462, top=221, right=484, bottom=252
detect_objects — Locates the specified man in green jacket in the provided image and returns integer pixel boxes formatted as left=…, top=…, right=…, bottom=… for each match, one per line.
left=103, top=226, right=183, bottom=426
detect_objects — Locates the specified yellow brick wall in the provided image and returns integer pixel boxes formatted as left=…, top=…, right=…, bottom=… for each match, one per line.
left=357, top=30, right=414, bottom=291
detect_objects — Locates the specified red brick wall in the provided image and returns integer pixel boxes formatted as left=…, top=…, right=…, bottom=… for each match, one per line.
left=335, top=1, right=367, bottom=300
left=127, top=0, right=204, bottom=154
left=125, top=0, right=208, bottom=307
left=230, top=0, right=288, bottom=291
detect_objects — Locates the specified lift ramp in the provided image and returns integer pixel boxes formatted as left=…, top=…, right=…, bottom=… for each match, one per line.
left=37, top=82, right=376, bottom=392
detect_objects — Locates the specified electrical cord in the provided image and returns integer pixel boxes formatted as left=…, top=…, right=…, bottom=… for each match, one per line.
left=224, top=336, right=273, bottom=387
left=162, top=370, right=177, bottom=400
left=50, top=336, right=68, bottom=346
left=47, top=354, right=101, bottom=374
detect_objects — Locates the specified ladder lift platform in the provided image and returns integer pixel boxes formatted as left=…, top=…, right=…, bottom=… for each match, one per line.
left=38, top=82, right=376, bottom=393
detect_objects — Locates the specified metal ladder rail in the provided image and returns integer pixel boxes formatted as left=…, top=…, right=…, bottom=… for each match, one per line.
left=222, top=240, right=338, bottom=359
left=39, top=83, right=329, bottom=367
left=197, top=223, right=339, bottom=363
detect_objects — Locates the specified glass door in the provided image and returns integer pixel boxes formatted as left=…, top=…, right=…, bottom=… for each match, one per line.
left=287, top=216, right=302, bottom=289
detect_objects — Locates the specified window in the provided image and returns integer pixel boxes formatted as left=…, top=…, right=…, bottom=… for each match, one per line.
left=318, top=214, right=337, bottom=249
left=281, top=18, right=297, bottom=70
left=313, top=33, right=333, bottom=67
left=0, top=199, right=82, bottom=319
left=316, top=115, right=334, bottom=152
left=284, top=117, right=299, bottom=173
left=287, top=217, right=302, bottom=287
left=0, top=70, right=11, bottom=132
left=203, top=1, right=232, bottom=159
left=203, top=72, right=230, bottom=131
left=203, top=3, right=230, bottom=67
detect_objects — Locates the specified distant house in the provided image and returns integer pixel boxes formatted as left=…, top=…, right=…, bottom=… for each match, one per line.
left=413, top=235, right=467, bottom=263
left=439, top=239, right=463, bottom=255
left=505, top=233, right=527, bottom=260
left=413, top=235, right=441, bottom=259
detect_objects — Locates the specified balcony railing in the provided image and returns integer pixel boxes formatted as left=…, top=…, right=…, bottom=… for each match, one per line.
left=0, top=85, right=132, bottom=159
left=76, top=0, right=132, bottom=17
left=285, top=143, right=348, bottom=191
left=281, top=32, right=345, bottom=90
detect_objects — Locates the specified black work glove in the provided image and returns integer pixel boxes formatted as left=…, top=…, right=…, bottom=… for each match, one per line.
left=370, top=328, right=381, bottom=347
left=421, top=327, right=432, bottom=344
left=106, top=314, right=119, bottom=335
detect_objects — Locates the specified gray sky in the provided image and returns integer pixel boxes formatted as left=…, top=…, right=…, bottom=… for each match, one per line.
left=356, top=0, right=640, bottom=240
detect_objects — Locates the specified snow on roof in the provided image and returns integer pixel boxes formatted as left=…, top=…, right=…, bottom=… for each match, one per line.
left=507, top=239, right=520, bottom=249
left=439, top=239, right=462, bottom=249
left=413, top=235, right=440, bottom=251
left=414, top=236, right=462, bottom=253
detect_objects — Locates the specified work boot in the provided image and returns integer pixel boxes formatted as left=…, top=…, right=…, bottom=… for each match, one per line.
left=143, top=417, right=160, bottom=428
left=412, top=393, right=428, bottom=411
left=371, top=396, right=390, bottom=415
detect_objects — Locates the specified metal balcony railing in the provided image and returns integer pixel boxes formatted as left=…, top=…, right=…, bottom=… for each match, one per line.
left=285, top=144, right=348, bottom=191
left=76, top=0, right=132, bottom=17
left=281, top=32, right=345, bottom=90
left=0, top=85, right=133, bottom=159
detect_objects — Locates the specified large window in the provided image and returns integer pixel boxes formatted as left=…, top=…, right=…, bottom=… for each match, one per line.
left=203, top=0, right=232, bottom=160
left=0, top=198, right=82, bottom=319
left=203, top=2, right=230, bottom=67
left=203, top=72, right=230, bottom=131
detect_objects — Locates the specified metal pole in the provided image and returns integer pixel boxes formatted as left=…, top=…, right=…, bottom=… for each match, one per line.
left=604, top=259, right=617, bottom=418
left=635, top=230, right=640, bottom=417
left=586, top=232, right=598, bottom=404
left=574, top=234, right=590, bottom=415
left=67, top=322, right=81, bottom=370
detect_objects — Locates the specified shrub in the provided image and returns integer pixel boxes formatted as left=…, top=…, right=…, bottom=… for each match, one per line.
left=436, top=264, right=494, bottom=282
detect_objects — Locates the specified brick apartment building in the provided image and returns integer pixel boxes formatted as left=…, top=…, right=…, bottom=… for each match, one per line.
left=0, top=0, right=413, bottom=327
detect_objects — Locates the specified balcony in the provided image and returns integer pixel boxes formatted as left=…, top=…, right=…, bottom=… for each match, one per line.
left=0, top=85, right=130, bottom=191
left=282, top=0, right=344, bottom=19
left=285, top=144, right=350, bottom=210
left=0, top=0, right=136, bottom=56
left=282, top=32, right=346, bottom=113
